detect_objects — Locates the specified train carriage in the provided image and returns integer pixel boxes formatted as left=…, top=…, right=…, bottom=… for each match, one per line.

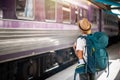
left=0, top=0, right=119, bottom=80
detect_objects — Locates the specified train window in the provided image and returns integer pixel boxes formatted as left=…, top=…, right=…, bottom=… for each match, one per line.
left=104, top=18, right=107, bottom=25
left=75, top=7, right=78, bottom=23
left=75, top=8, right=82, bottom=23
left=16, top=0, right=34, bottom=20
left=0, top=9, right=3, bottom=19
left=45, top=0, right=56, bottom=21
left=82, top=9, right=87, bottom=18
left=62, top=2, right=70, bottom=23
left=0, top=0, right=2, bottom=19
left=79, top=8, right=83, bottom=18
left=92, top=8, right=97, bottom=23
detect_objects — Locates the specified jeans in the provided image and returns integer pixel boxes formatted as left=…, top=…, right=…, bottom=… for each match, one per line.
left=79, top=73, right=95, bottom=80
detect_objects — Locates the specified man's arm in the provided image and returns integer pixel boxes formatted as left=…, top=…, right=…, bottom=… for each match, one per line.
left=73, top=43, right=83, bottom=59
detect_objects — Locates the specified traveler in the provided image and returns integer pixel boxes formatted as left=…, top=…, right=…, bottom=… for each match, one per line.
left=73, top=18, right=95, bottom=80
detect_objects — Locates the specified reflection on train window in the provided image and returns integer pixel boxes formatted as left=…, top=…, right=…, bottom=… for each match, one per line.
left=0, top=9, right=3, bottom=18
left=45, top=0, right=56, bottom=21
left=16, top=0, right=34, bottom=20
left=62, top=2, right=70, bottom=23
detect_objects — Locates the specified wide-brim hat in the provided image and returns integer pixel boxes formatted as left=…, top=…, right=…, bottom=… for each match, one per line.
left=78, top=18, right=91, bottom=32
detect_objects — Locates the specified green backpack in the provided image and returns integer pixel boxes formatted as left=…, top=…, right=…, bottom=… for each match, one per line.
left=74, top=32, right=109, bottom=80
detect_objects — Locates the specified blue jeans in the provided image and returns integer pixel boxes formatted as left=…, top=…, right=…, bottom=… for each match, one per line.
left=79, top=73, right=95, bottom=80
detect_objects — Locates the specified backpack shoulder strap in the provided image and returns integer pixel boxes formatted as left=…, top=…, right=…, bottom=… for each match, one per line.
left=77, top=35, right=87, bottom=39
left=74, top=72, right=77, bottom=80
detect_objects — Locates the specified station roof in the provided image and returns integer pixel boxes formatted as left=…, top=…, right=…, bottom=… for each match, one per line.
left=88, top=0, right=120, bottom=18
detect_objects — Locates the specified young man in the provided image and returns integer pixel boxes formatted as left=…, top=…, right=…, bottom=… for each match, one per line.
left=73, top=18, right=95, bottom=80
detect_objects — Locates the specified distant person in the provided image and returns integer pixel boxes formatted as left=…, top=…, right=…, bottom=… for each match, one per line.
left=73, top=18, right=95, bottom=80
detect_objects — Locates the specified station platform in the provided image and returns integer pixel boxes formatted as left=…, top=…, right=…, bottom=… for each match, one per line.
left=46, top=42, right=120, bottom=80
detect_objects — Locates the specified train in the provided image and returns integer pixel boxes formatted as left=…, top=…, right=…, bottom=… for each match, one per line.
left=0, top=0, right=119, bottom=80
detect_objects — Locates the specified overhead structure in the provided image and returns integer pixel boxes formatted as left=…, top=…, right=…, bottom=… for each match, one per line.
left=88, top=0, right=120, bottom=18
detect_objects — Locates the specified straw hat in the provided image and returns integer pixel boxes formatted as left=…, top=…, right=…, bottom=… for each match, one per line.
left=78, top=18, right=91, bottom=33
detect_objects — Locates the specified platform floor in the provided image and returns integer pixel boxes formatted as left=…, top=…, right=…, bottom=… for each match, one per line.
left=46, top=42, right=120, bottom=80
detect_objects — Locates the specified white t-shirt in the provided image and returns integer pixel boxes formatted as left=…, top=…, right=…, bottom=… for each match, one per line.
left=76, top=34, right=87, bottom=64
